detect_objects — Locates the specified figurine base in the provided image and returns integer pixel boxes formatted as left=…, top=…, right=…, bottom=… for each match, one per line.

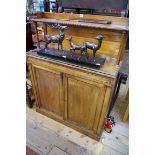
left=37, top=48, right=106, bottom=69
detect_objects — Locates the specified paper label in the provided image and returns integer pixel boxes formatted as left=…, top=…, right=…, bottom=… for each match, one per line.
left=79, top=14, right=84, bottom=18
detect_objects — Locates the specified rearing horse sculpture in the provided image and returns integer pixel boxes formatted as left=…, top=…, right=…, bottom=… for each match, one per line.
left=45, top=25, right=67, bottom=50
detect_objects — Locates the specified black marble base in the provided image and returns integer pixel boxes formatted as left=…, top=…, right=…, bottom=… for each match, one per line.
left=37, top=48, right=106, bottom=69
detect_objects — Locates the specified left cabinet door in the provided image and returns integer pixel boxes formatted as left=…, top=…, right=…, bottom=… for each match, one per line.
left=31, top=65, right=64, bottom=120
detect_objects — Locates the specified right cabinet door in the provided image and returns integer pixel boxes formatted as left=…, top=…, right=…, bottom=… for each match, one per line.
left=64, top=74, right=112, bottom=134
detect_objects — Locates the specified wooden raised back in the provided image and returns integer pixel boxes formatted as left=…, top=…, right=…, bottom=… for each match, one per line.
left=32, top=12, right=128, bottom=64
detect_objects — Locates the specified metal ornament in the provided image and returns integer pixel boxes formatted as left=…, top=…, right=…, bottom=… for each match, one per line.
left=84, top=35, right=104, bottom=58
left=66, top=36, right=88, bottom=57
left=45, top=24, right=67, bottom=50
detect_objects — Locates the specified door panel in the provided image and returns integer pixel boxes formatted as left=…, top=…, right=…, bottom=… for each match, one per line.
left=33, top=66, right=63, bottom=118
left=65, top=75, right=106, bottom=131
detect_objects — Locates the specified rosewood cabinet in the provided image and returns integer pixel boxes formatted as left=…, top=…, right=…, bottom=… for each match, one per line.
left=27, top=52, right=118, bottom=140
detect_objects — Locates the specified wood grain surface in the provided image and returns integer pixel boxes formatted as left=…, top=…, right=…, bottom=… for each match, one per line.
left=27, top=51, right=117, bottom=140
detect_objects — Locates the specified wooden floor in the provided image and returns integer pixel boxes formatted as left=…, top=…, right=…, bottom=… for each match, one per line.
left=26, top=84, right=129, bottom=155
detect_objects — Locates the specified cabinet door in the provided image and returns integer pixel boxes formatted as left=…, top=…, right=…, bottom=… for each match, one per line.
left=64, top=74, right=107, bottom=133
left=32, top=65, right=63, bottom=119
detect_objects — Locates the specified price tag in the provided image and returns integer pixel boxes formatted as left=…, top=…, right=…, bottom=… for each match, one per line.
left=62, top=55, right=67, bottom=58
left=79, top=14, right=84, bottom=18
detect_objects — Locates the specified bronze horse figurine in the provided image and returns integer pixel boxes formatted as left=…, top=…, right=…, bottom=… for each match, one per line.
left=84, top=35, right=104, bottom=58
left=45, top=25, right=67, bottom=50
left=66, top=36, right=88, bottom=57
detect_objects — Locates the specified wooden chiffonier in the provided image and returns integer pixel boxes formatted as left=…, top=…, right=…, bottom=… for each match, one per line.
left=27, top=51, right=119, bottom=140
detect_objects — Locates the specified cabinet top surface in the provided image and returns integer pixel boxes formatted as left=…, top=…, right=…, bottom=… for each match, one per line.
left=30, top=13, right=129, bottom=31
left=27, top=51, right=119, bottom=78
left=31, top=18, right=128, bottom=32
